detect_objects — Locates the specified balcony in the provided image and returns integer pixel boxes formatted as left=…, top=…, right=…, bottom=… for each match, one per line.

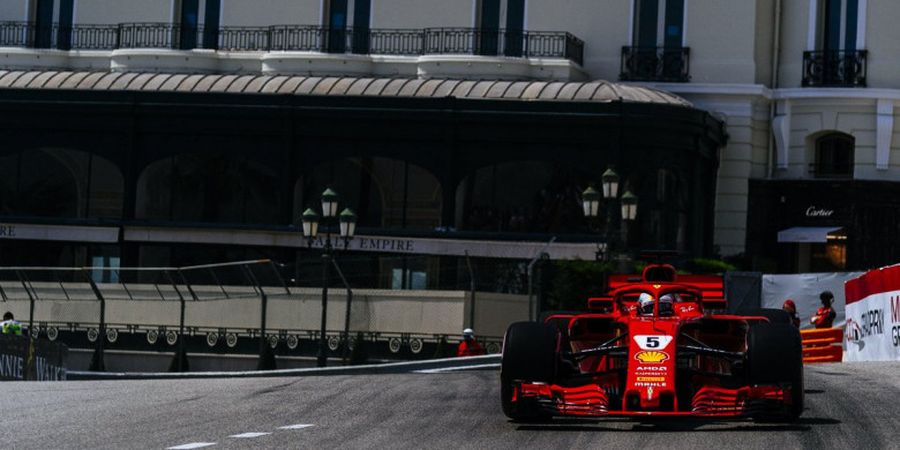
left=620, top=46, right=690, bottom=83
left=802, top=50, right=867, bottom=88
left=0, top=21, right=584, bottom=66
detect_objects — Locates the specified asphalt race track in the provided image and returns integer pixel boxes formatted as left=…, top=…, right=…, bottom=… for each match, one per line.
left=1, top=362, right=898, bottom=449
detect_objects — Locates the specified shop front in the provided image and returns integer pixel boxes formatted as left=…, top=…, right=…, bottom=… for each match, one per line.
left=747, top=179, right=900, bottom=273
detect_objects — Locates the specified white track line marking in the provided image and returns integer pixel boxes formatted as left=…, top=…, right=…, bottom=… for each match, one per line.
left=167, top=443, right=216, bottom=450
left=414, top=363, right=500, bottom=374
left=278, top=424, right=315, bottom=430
left=229, top=432, right=271, bottom=438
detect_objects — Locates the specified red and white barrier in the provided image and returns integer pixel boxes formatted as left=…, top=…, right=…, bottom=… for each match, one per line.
left=844, top=265, right=900, bottom=362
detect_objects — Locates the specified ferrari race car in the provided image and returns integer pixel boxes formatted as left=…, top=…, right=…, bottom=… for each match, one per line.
left=501, top=263, right=803, bottom=421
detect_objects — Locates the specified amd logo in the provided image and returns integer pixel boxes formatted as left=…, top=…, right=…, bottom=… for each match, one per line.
left=805, top=206, right=834, bottom=218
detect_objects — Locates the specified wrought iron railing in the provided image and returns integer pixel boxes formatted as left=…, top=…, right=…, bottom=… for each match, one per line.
left=802, top=50, right=867, bottom=87
left=0, top=21, right=584, bottom=65
left=620, top=46, right=690, bottom=82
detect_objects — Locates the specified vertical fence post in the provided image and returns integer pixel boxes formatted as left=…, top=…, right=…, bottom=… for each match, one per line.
left=166, top=270, right=189, bottom=372
left=86, top=270, right=106, bottom=372
left=17, top=270, right=37, bottom=379
left=330, top=258, right=353, bottom=361
left=258, top=290, right=270, bottom=369
left=242, top=264, right=274, bottom=370
left=17, top=270, right=36, bottom=338
left=464, top=251, right=476, bottom=329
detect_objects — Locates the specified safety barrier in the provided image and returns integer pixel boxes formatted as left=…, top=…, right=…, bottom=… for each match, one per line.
left=800, top=328, right=843, bottom=363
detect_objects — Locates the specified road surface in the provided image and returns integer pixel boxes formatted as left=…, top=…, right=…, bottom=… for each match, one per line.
left=1, top=362, right=898, bottom=449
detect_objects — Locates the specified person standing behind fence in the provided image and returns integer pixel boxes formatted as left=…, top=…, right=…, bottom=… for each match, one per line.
left=457, top=328, right=486, bottom=357
left=810, top=291, right=837, bottom=329
left=782, top=299, right=800, bottom=328
left=1, top=312, right=22, bottom=336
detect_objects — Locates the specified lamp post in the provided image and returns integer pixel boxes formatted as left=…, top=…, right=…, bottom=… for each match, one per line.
left=301, top=188, right=357, bottom=368
left=581, top=167, right=638, bottom=260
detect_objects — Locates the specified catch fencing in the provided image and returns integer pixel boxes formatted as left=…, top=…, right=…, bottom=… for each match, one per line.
left=0, top=259, right=524, bottom=371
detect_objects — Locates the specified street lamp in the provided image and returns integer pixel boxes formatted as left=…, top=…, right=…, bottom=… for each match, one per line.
left=580, top=167, right=638, bottom=260
left=621, top=190, right=638, bottom=221
left=301, top=188, right=357, bottom=368
left=601, top=167, right=620, bottom=200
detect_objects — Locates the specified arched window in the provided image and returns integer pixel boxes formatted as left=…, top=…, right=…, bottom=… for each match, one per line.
left=0, top=148, right=123, bottom=219
left=136, top=154, right=281, bottom=224
left=455, top=161, right=587, bottom=233
left=298, top=157, right=442, bottom=231
left=814, top=133, right=854, bottom=178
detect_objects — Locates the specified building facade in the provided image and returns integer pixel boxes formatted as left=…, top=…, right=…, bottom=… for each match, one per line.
left=0, top=0, right=898, bottom=276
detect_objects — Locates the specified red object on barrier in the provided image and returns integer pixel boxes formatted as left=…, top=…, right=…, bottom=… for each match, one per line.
left=800, top=328, right=843, bottom=363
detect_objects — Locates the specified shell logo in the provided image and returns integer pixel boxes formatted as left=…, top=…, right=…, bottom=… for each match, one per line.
left=634, top=351, right=669, bottom=363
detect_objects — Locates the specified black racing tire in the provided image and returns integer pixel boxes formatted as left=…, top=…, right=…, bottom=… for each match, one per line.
left=500, top=321, right=559, bottom=421
left=746, top=322, right=804, bottom=421
left=743, top=308, right=792, bottom=325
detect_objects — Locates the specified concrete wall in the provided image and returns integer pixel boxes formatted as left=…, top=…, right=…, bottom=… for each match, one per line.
left=753, top=0, right=774, bottom=86
left=0, top=1, right=28, bottom=22
left=526, top=0, right=628, bottom=85
left=75, top=0, right=172, bottom=24
left=685, top=0, right=758, bottom=84
left=372, top=0, right=471, bottom=29
left=220, top=0, right=320, bottom=27
left=865, top=1, right=900, bottom=89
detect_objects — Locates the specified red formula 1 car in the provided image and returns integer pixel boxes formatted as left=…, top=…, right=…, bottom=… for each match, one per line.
left=501, top=264, right=803, bottom=422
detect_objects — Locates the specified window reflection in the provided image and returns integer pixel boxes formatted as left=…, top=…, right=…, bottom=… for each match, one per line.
left=456, top=161, right=586, bottom=233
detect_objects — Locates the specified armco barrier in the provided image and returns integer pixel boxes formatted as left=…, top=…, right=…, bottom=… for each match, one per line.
left=800, top=328, right=843, bottom=363
left=67, top=353, right=500, bottom=380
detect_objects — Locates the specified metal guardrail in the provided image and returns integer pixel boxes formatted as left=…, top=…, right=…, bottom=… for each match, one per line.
left=0, top=21, right=584, bottom=65
left=802, top=49, right=867, bottom=87
left=620, top=46, right=691, bottom=82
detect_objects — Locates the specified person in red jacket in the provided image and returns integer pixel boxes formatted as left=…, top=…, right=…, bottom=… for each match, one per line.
left=782, top=299, right=800, bottom=328
left=810, top=291, right=837, bottom=329
left=457, top=328, right=486, bottom=357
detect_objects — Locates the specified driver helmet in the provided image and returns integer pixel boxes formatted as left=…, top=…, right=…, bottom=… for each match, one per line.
left=659, top=294, right=676, bottom=315
left=463, top=328, right=475, bottom=339
left=638, top=293, right=655, bottom=315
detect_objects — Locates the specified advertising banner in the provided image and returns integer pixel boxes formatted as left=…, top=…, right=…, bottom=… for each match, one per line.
left=0, top=335, right=68, bottom=381
left=844, top=265, right=900, bottom=362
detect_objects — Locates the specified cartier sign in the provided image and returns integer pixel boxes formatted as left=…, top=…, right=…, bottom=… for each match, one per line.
left=805, top=206, right=834, bottom=218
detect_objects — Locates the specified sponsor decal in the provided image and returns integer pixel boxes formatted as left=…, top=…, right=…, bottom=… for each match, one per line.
left=634, top=351, right=669, bottom=363
left=635, top=382, right=666, bottom=388
left=653, top=284, right=662, bottom=289
left=679, top=304, right=696, bottom=313
left=637, top=376, right=665, bottom=382
left=635, top=365, right=667, bottom=372
left=647, top=386, right=654, bottom=400
left=634, top=335, right=673, bottom=350
left=892, top=295, right=900, bottom=324
left=805, top=206, right=834, bottom=218
left=860, top=308, right=885, bottom=337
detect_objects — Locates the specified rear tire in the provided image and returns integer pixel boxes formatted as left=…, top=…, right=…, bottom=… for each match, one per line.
left=500, top=321, right=559, bottom=421
left=747, top=322, right=804, bottom=421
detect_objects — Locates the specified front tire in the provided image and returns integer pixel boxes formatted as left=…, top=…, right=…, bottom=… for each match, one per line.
left=747, top=322, right=804, bottom=421
left=500, top=321, right=559, bottom=421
